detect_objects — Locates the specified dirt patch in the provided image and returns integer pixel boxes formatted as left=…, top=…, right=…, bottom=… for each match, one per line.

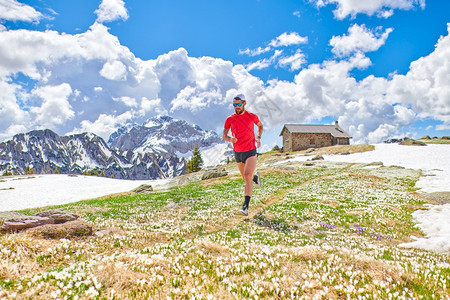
left=197, top=240, right=231, bottom=256
left=94, top=264, right=149, bottom=293
left=95, top=191, right=134, bottom=200
left=343, top=253, right=405, bottom=283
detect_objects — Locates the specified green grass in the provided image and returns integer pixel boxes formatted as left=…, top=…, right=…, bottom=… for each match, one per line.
left=418, top=137, right=450, bottom=144
left=1, top=160, right=449, bottom=299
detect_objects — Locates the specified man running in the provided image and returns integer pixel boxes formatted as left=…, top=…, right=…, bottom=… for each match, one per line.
left=223, top=94, right=263, bottom=216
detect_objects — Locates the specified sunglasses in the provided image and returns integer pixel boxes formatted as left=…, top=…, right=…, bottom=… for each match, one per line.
left=233, top=102, right=244, bottom=107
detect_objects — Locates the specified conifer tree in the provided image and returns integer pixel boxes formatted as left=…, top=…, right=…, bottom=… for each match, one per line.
left=25, top=166, right=36, bottom=175
left=186, top=145, right=203, bottom=173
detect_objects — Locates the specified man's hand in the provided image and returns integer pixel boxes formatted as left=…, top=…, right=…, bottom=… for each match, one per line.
left=230, top=137, right=238, bottom=143
left=256, top=137, right=261, bottom=148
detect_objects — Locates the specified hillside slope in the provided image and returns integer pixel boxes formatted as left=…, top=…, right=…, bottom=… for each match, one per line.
left=0, top=147, right=449, bottom=299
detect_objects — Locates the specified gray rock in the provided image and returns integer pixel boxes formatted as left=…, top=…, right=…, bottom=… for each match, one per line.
left=166, top=202, right=179, bottom=209
left=94, top=229, right=111, bottom=237
left=311, top=155, right=324, bottom=161
left=176, top=173, right=201, bottom=185
left=35, top=209, right=79, bottom=224
left=201, top=168, right=228, bottom=180
left=132, top=184, right=154, bottom=194
left=365, top=161, right=384, bottom=167
left=0, top=211, right=26, bottom=221
left=1, top=216, right=54, bottom=233
left=278, top=166, right=295, bottom=171
left=305, top=148, right=315, bottom=153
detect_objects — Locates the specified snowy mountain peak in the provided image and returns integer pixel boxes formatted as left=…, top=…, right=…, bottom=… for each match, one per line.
left=108, top=115, right=232, bottom=168
left=0, top=117, right=231, bottom=179
left=108, top=115, right=224, bottom=154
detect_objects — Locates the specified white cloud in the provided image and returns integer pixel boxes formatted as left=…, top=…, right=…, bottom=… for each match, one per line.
left=245, top=58, right=273, bottom=71
left=29, top=83, right=74, bottom=128
left=278, top=50, right=306, bottom=71
left=388, top=23, right=450, bottom=125
left=238, top=46, right=271, bottom=56
left=0, top=23, right=132, bottom=79
left=293, top=11, right=301, bottom=18
left=269, top=32, right=308, bottom=47
left=72, top=111, right=135, bottom=140
left=330, top=24, right=393, bottom=57
left=0, top=79, right=28, bottom=132
left=313, top=0, right=425, bottom=19
left=100, top=60, right=128, bottom=81
left=140, top=97, right=165, bottom=114
left=95, top=0, right=129, bottom=23
left=245, top=50, right=283, bottom=71
left=436, top=124, right=450, bottom=131
left=0, top=0, right=43, bottom=22
left=113, top=96, right=137, bottom=107
left=240, top=32, right=308, bottom=71
left=0, top=12, right=448, bottom=146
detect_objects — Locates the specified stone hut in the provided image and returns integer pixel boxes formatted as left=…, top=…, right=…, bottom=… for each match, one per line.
left=280, top=121, right=352, bottom=152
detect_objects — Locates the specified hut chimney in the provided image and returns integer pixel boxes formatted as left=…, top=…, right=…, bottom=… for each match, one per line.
left=334, top=121, right=338, bottom=129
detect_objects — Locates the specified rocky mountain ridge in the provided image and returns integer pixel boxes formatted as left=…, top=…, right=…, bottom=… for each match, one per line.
left=0, top=116, right=230, bottom=180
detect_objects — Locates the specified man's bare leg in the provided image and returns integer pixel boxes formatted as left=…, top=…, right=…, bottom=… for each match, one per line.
left=243, top=155, right=257, bottom=196
left=237, top=155, right=257, bottom=215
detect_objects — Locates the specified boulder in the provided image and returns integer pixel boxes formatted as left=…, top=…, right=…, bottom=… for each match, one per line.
left=310, top=155, right=324, bottom=161
left=28, top=219, right=94, bottom=239
left=366, top=161, right=384, bottom=167
left=201, top=168, right=228, bottom=180
left=132, top=184, right=154, bottom=194
left=278, top=166, right=295, bottom=171
left=1, top=216, right=54, bottom=233
left=35, top=209, right=79, bottom=224
left=0, top=211, right=26, bottom=221
left=305, top=148, right=315, bottom=153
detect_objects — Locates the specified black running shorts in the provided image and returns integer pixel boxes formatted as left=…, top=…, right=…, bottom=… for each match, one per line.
left=234, top=148, right=257, bottom=163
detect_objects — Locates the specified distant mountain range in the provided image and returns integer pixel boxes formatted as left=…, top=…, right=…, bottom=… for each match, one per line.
left=0, top=116, right=232, bottom=180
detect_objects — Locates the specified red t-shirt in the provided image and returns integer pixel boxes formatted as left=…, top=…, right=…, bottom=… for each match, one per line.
left=224, top=111, right=260, bottom=152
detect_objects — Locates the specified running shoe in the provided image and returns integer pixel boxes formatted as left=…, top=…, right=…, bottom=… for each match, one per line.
left=253, top=171, right=262, bottom=187
left=238, top=208, right=248, bottom=216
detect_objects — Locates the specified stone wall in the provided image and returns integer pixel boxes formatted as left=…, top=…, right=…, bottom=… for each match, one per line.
left=282, top=130, right=293, bottom=151
left=290, top=133, right=333, bottom=151
left=335, top=138, right=350, bottom=145
left=281, top=130, right=351, bottom=152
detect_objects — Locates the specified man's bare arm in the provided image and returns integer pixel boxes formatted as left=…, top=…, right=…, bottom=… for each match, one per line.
left=223, top=128, right=237, bottom=143
left=256, top=121, right=263, bottom=138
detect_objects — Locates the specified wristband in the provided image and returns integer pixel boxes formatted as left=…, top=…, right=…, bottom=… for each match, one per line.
left=257, top=135, right=261, bottom=139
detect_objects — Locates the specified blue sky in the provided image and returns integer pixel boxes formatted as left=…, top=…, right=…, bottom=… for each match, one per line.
left=0, top=0, right=449, bottom=150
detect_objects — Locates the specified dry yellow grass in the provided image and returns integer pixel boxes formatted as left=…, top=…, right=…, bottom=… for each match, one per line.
left=311, top=144, right=375, bottom=155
